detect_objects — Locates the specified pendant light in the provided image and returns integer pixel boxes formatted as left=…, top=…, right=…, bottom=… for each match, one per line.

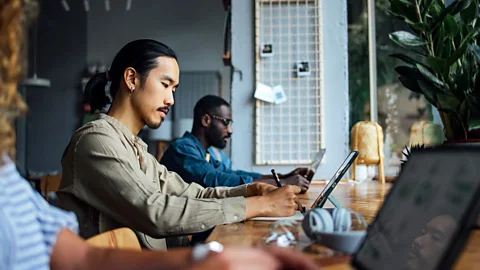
left=24, top=18, right=51, bottom=88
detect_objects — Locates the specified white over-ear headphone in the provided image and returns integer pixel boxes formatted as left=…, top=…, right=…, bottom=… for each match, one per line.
left=302, top=208, right=367, bottom=254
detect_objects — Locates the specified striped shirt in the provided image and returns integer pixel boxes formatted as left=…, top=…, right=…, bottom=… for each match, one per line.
left=0, top=155, right=78, bottom=270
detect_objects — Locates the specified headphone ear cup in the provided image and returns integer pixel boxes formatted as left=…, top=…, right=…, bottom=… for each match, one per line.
left=332, top=207, right=352, bottom=232
left=302, top=208, right=334, bottom=239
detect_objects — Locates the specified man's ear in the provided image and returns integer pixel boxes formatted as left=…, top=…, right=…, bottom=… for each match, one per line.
left=123, top=67, right=139, bottom=92
left=201, top=114, right=211, bottom=128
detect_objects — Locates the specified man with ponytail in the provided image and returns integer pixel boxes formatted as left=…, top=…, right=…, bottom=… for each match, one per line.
left=0, top=1, right=319, bottom=269
left=58, top=39, right=305, bottom=250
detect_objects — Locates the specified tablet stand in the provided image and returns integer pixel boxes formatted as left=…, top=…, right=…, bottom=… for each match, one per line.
left=328, top=195, right=343, bottom=208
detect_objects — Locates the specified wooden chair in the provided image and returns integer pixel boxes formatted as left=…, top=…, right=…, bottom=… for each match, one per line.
left=40, top=174, right=62, bottom=202
left=86, top=228, right=141, bottom=250
left=351, top=121, right=385, bottom=184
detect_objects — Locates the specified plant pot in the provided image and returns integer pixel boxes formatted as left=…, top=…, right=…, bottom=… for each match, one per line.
left=444, top=139, right=480, bottom=146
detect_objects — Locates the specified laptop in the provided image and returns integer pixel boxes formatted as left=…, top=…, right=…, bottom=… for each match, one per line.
left=306, top=149, right=326, bottom=182
left=351, top=146, right=480, bottom=270
left=249, top=150, right=359, bottom=221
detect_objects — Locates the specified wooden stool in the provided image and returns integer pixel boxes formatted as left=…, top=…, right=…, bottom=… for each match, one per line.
left=87, top=228, right=141, bottom=250
left=351, top=121, right=385, bottom=184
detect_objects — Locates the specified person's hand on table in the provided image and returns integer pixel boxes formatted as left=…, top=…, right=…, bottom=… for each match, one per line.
left=281, top=174, right=310, bottom=194
left=294, top=196, right=304, bottom=212
left=189, top=246, right=319, bottom=270
left=247, top=182, right=277, bottom=196
left=262, top=185, right=301, bottom=217
left=283, top=167, right=309, bottom=178
left=246, top=185, right=303, bottom=218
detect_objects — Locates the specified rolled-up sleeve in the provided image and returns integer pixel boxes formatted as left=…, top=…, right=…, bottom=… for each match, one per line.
left=73, top=129, right=247, bottom=238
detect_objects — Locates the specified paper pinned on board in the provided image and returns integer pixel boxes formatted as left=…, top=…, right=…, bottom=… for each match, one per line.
left=272, top=85, right=287, bottom=104
left=254, top=83, right=287, bottom=104
left=254, top=82, right=275, bottom=103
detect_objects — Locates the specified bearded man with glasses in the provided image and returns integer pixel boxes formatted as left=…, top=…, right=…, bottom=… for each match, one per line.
left=161, top=95, right=310, bottom=192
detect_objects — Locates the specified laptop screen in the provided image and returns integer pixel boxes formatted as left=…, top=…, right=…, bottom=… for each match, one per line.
left=353, top=148, right=480, bottom=270
left=306, top=149, right=326, bottom=181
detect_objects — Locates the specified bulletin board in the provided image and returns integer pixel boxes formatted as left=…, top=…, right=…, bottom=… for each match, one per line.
left=254, top=0, right=324, bottom=165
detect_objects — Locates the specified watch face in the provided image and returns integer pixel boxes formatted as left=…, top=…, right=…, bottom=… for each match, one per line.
left=192, top=241, right=224, bottom=262
left=207, top=241, right=224, bottom=253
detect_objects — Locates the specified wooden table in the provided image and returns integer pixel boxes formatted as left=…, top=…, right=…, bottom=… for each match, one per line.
left=207, top=181, right=480, bottom=269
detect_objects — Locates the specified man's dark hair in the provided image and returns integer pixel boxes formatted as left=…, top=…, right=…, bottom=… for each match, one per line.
left=84, top=39, right=177, bottom=111
left=193, top=95, right=230, bottom=124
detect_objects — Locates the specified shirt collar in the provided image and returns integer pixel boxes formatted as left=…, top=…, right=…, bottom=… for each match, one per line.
left=98, top=113, right=148, bottom=149
left=183, top=131, right=207, bottom=157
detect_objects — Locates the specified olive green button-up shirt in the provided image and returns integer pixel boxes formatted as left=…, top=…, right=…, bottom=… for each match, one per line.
left=57, top=114, right=247, bottom=249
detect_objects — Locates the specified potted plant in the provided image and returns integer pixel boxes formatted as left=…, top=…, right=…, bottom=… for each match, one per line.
left=387, top=0, right=480, bottom=143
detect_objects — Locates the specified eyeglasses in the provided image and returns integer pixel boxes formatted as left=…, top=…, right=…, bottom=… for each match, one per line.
left=208, top=114, right=233, bottom=128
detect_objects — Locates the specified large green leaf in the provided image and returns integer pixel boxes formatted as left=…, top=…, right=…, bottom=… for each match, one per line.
left=468, top=118, right=480, bottom=131
left=444, top=15, right=460, bottom=38
left=410, top=22, right=430, bottom=32
left=440, top=37, right=453, bottom=59
left=416, top=63, right=445, bottom=85
left=470, top=44, right=480, bottom=61
left=391, top=1, right=419, bottom=24
left=450, top=70, right=470, bottom=99
left=422, top=0, right=435, bottom=15
left=398, top=75, right=422, bottom=93
left=427, top=56, right=448, bottom=75
left=436, top=93, right=462, bottom=111
left=460, top=0, right=478, bottom=25
left=386, top=10, right=409, bottom=22
left=429, top=2, right=443, bottom=17
left=451, top=0, right=474, bottom=14
left=447, top=27, right=480, bottom=65
left=472, top=71, right=480, bottom=103
left=431, top=0, right=473, bottom=31
left=390, top=53, right=423, bottom=66
left=418, top=80, right=442, bottom=105
left=389, top=31, right=426, bottom=47
left=434, top=23, right=447, bottom=54
left=395, top=66, right=424, bottom=80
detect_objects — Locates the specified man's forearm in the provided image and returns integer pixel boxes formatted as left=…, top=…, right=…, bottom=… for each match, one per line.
left=85, top=246, right=193, bottom=270
left=51, top=229, right=194, bottom=270
left=50, top=230, right=192, bottom=270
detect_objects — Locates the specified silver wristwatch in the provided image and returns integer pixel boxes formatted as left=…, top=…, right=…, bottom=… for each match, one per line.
left=191, top=241, right=224, bottom=262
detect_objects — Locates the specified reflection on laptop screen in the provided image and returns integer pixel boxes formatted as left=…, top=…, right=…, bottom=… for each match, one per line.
left=353, top=149, right=480, bottom=270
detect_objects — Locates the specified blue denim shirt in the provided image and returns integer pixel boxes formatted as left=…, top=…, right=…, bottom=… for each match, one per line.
left=208, top=147, right=232, bottom=169
left=161, top=132, right=261, bottom=187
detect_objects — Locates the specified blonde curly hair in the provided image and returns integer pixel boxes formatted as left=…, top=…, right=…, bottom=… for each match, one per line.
left=0, top=0, right=38, bottom=159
